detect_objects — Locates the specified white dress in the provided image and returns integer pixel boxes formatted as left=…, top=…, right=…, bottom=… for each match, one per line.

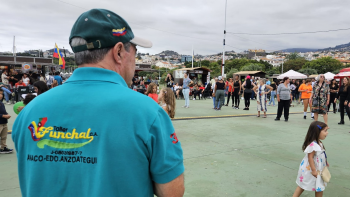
left=256, top=84, right=267, bottom=112
left=296, top=141, right=327, bottom=192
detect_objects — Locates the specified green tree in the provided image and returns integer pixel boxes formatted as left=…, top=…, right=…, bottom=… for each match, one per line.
left=241, top=63, right=264, bottom=71
left=302, top=57, right=342, bottom=73
left=282, top=58, right=308, bottom=71
left=286, top=52, right=304, bottom=60
left=138, top=71, right=147, bottom=77
left=201, top=60, right=210, bottom=67
left=225, top=68, right=239, bottom=79
left=258, top=60, right=273, bottom=71
left=298, top=68, right=318, bottom=75
left=152, top=72, right=159, bottom=79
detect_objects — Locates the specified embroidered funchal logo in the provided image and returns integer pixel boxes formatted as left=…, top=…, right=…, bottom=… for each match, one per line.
left=28, top=118, right=94, bottom=149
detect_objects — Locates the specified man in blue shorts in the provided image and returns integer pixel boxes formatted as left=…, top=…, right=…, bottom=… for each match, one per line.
left=12, top=9, right=184, bottom=197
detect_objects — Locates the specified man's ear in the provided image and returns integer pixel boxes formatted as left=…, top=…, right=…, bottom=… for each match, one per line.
left=112, top=42, right=124, bottom=65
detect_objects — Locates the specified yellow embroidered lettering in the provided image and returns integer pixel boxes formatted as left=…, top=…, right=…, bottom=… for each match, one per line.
left=65, top=132, right=71, bottom=138
left=57, top=132, right=66, bottom=139
left=86, top=129, right=93, bottom=140
left=79, top=132, right=86, bottom=139
left=71, top=129, right=79, bottom=139
left=49, top=131, right=58, bottom=138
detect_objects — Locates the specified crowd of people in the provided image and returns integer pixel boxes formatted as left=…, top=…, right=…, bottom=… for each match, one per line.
left=0, top=70, right=65, bottom=154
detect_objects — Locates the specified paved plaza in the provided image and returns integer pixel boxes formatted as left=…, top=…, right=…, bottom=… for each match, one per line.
left=1, top=98, right=349, bottom=196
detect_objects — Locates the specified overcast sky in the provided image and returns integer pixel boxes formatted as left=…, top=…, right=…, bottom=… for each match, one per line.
left=0, top=0, right=349, bottom=55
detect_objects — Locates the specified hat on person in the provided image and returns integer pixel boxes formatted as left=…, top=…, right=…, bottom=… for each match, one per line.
left=218, top=76, right=222, bottom=80
left=69, top=9, right=152, bottom=53
left=246, top=75, right=251, bottom=79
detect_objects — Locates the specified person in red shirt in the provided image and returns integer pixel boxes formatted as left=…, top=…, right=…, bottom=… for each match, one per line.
left=145, top=82, right=158, bottom=103
left=15, top=79, right=26, bottom=88
left=225, top=78, right=234, bottom=107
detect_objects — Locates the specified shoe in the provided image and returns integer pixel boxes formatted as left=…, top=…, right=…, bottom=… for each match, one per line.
left=243, top=108, right=248, bottom=110
left=285, top=119, right=288, bottom=122
left=0, top=147, right=13, bottom=154
left=304, top=116, right=306, bottom=119
left=11, top=92, right=15, bottom=96
left=193, top=98, right=195, bottom=100
left=274, top=118, right=280, bottom=121
left=6, top=102, right=11, bottom=105
left=311, top=116, right=314, bottom=119
left=217, top=108, right=221, bottom=111
left=236, top=107, right=239, bottom=109
left=225, top=104, right=228, bottom=106
left=185, top=106, right=189, bottom=108
left=182, top=106, right=186, bottom=108
left=268, top=104, right=270, bottom=106
left=338, top=121, right=344, bottom=125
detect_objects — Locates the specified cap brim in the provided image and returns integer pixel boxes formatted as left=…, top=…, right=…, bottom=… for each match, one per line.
left=130, top=36, right=152, bottom=48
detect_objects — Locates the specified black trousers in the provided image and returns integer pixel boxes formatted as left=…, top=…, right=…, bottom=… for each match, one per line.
left=244, top=92, right=251, bottom=108
left=328, top=93, right=337, bottom=112
left=194, top=90, right=201, bottom=99
left=233, top=88, right=240, bottom=107
left=339, top=97, right=350, bottom=121
left=277, top=99, right=290, bottom=120
left=226, top=92, right=234, bottom=105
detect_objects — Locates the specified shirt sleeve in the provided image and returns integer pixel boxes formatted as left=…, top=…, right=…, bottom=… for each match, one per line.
left=277, top=85, right=281, bottom=95
left=146, top=109, right=184, bottom=184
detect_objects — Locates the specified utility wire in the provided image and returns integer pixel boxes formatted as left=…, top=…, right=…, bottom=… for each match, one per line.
left=227, top=27, right=350, bottom=36
left=53, top=0, right=245, bottom=51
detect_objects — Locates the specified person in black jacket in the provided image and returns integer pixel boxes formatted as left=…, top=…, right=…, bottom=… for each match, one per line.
left=328, top=79, right=339, bottom=113
left=334, top=77, right=350, bottom=124
left=0, top=89, right=13, bottom=154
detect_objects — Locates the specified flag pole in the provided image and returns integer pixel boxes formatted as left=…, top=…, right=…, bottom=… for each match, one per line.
left=192, top=45, right=194, bottom=68
left=222, top=0, right=227, bottom=76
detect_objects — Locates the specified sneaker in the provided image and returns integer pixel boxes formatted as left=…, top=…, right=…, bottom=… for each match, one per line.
left=185, top=106, right=189, bottom=108
left=193, top=98, right=195, bottom=100
left=182, top=106, right=186, bottom=108
left=11, top=92, right=15, bottom=96
left=0, top=147, right=13, bottom=154
left=311, top=116, right=314, bottom=119
left=304, top=116, right=306, bottom=119
left=285, top=119, right=288, bottom=122
left=274, top=118, right=280, bottom=121
left=6, top=102, right=11, bottom=105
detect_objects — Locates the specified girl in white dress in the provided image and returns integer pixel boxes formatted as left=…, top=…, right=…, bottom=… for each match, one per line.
left=293, top=121, right=329, bottom=197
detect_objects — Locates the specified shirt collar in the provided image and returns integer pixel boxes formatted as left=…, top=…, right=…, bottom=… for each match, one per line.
left=65, top=67, right=128, bottom=87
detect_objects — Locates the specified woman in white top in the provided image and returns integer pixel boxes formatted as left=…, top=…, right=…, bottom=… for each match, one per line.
left=253, top=78, right=273, bottom=118
left=173, top=83, right=181, bottom=99
left=22, top=73, right=30, bottom=86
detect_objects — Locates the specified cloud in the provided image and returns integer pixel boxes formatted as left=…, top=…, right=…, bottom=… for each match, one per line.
left=0, top=0, right=349, bottom=55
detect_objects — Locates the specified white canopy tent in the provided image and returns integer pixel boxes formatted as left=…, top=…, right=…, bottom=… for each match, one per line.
left=324, top=72, right=335, bottom=80
left=277, top=70, right=307, bottom=79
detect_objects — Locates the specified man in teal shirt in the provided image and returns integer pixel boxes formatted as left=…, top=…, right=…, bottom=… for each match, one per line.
left=12, top=9, right=184, bottom=197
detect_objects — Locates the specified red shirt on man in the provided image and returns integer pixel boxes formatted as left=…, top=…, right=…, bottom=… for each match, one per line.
left=15, top=82, right=26, bottom=88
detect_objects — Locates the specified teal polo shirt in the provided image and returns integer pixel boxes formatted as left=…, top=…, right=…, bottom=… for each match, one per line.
left=12, top=67, right=184, bottom=197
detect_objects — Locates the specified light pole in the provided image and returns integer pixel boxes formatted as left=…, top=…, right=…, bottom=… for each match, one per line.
left=222, top=0, right=227, bottom=76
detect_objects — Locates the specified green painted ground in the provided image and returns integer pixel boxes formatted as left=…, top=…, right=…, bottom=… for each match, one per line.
left=1, top=98, right=349, bottom=197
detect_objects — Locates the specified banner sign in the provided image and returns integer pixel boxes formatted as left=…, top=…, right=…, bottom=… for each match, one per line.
left=22, top=64, right=32, bottom=71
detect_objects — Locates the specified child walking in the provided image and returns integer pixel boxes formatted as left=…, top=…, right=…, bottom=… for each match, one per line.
left=145, top=82, right=158, bottom=103
left=158, top=88, right=176, bottom=118
left=0, top=89, right=13, bottom=154
left=293, top=121, right=329, bottom=197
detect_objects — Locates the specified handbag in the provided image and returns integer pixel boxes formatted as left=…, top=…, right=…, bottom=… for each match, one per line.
left=320, top=166, right=331, bottom=183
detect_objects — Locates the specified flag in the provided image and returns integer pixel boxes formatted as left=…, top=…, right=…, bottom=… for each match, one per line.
left=53, top=43, right=65, bottom=69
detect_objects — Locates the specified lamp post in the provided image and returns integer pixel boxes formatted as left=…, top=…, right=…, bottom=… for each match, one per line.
left=222, top=0, right=227, bottom=76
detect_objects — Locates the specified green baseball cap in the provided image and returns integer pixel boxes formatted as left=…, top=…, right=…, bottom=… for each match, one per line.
left=69, top=9, right=152, bottom=53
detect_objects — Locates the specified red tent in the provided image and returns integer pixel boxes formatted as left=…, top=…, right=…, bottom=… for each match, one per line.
left=340, top=67, right=350, bottom=72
